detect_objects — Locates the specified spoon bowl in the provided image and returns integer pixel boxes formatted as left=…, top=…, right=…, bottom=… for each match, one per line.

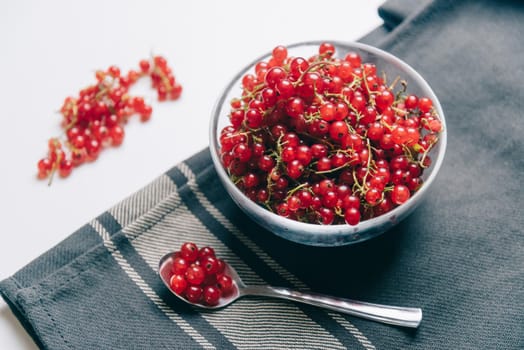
left=159, top=251, right=422, bottom=328
left=159, top=251, right=242, bottom=309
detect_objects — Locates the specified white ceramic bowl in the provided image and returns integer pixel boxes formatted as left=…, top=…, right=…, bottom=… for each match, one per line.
left=209, top=41, right=447, bottom=246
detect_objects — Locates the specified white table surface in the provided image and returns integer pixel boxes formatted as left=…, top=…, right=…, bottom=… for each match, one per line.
left=0, top=1, right=384, bottom=348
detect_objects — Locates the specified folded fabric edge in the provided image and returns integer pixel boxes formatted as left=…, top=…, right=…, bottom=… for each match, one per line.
left=358, top=24, right=390, bottom=45
left=0, top=278, right=45, bottom=349
left=378, top=0, right=433, bottom=29
left=374, top=0, right=450, bottom=50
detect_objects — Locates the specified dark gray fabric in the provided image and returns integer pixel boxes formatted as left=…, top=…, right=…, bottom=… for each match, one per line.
left=378, top=0, right=432, bottom=29
left=356, top=0, right=524, bottom=348
left=1, top=1, right=523, bottom=349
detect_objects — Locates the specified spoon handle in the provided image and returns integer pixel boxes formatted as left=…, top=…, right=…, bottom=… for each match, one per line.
left=242, top=286, right=422, bottom=328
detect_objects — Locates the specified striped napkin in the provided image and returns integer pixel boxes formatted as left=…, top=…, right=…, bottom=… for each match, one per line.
left=2, top=1, right=523, bottom=349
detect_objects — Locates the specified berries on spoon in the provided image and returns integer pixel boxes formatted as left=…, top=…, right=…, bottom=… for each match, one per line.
left=168, top=242, right=235, bottom=306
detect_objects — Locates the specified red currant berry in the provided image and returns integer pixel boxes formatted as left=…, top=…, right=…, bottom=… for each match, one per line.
left=319, top=42, right=335, bottom=57
left=217, top=274, right=234, bottom=295
left=185, top=264, right=206, bottom=286
left=344, top=52, right=362, bottom=68
left=289, top=57, right=309, bottom=79
left=232, top=143, right=252, bottom=163
left=297, top=190, right=313, bottom=208
left=242, top=74, right=256, bottom=91
left=318, top=207, right=335, bottom=225
left=139, top=59, right=151, bottom=73
left=200, top=256, right=219, bottom=276
left=391, top=184, right=411, bottom=205
left=258, top=155, right=275, bottom=172
left=287, top=196, right=302, bottom=212
left=418, top=97, right=433, bottom=113
left=216, top=259, right=226, bottom=274
left=37, top=158, right=53, bottom=178
left=58, top=159, right=73, bottom=178
left=265, top=66, right=286, bottom=87
left=316, top=157, right=332, bottom=172
left=311, top=144, right=328, bottom=159
left=198, top=246, right=216, bottom=259
left=322, top=191, right=338, bottom=208
left=286, top=97, right=305, bottom=118
left=296, top=145, right=312, bottom=165
left=329, top=121, right=349, bottom=142
left=365, top=188, right=382, bottom=206
left=243, top=173, right=260, bottom=188
left=428, top=119, right=442, bottom=132
left=375, top=197, right=393, bottom=215
left=390, top=155, right=409, bottom=171
left=185, top=285, right=203, bottom=303
left=281, top=146, right=296, bottom=163
left=367, top=122, right=385, bottom=141
left=276, top=202, right=290, bottom=217
left=272, top=45, right=288, bottom=63
left=180, top=242, right=199, bottom=262
left=404, top=94, right=419, bottom=110
left=108, top=65, right=121, bottom=78
left=344, top=207, right=361, bottom=225
left=276, top=79, right=295, bottom=99
left=109, top=125, right=125, bottom=146
left=85, top=139, right=101, bottom=161
left=203, top=285, right=221, bottom=306
left=170, top=274, right=188, bottom=295
left=172, top=257, right=189, bottom=275
left=245, top=108, right=263, bottom=128
left=375, top=90, right=394, bottom=111
left=320, top=102, right=336, bottom=121
left=342, top=195, right=360, bottom=210
left=286, top=159, right=304, bottom=179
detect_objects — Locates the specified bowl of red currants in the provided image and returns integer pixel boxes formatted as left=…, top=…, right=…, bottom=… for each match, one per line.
left=209, top=41, right=447, bottom=246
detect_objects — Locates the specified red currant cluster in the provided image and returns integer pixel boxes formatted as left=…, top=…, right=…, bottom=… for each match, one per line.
left=219, top=43, right=442, bottom=225
left=37, top=56, right=182, bottom=183
left=147, top=56, right=183, bottom=101
left=169, top=242, right=234, bottom=306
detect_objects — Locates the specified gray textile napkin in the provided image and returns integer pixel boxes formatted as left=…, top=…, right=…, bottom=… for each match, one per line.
left=2, top=1, right=523, bottom=349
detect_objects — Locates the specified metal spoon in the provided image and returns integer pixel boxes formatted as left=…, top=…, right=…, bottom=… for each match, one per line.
left=159, top=252, right=422, bottom=328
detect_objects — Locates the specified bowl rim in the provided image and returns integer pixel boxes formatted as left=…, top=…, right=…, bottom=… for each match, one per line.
left=209, top=40, right=447, bottom=237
